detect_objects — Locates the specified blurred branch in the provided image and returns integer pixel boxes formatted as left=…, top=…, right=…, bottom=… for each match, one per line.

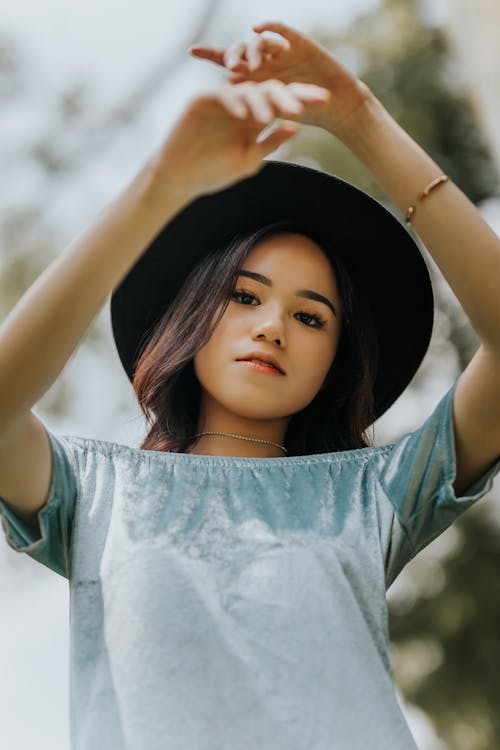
left=48, top=0, right=222, bottom=169
left=442, top=0, right=500, bottom=176
left=97, top=0, right=224, bottom=129
left=27, top=0, right=225, bottom=174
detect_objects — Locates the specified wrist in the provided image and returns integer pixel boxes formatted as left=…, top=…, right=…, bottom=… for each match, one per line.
left=139, top=150, right=198, bottom=214
left=326, top=88, right=395, bottom=156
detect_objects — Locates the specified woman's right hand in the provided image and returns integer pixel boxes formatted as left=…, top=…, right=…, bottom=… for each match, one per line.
left=150, top=79, right=331, bottom=201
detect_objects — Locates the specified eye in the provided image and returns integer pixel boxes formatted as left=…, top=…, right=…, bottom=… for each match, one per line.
left=231, top=289, right=327, bottom=329
left=296, top=311, right=327, bottom=329
left=231, top=290, right=258, bottom=305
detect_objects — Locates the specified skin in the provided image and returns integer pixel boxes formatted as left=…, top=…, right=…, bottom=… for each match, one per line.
left=191, top=21, right=500, bottom=491
left=187, top=231, right=343, bottom=457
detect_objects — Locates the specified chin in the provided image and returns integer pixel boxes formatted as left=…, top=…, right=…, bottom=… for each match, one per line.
left=202, top=390, right=276, bottom=418
left=230, top=404, right=288, bottom=421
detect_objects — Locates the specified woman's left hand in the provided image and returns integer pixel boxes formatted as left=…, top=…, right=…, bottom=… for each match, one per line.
left=189, top=20, right=373, bottom=134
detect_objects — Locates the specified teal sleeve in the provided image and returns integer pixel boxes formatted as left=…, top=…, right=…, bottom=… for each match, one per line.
left=374, top=379, right=500, bottom=584
left=0, top=427, right=78, bottom=579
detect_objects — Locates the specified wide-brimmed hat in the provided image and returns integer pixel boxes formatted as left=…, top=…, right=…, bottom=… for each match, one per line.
left=110, top=159, right=434, bottom=421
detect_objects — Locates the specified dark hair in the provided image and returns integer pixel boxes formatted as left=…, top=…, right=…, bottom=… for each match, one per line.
left=133, top=220, right=379, bottom=455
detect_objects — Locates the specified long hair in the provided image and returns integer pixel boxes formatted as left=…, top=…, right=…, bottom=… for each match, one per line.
left=133, top=220, right=379, bottom=455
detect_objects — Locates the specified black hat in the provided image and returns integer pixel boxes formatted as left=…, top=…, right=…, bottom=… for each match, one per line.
left=110, top=159, right=434, bottom=421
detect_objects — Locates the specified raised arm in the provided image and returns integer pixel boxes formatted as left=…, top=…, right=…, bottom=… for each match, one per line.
left=0, top=165, right=189, bottom=439
left=0, top=160, right=193, bottom=527
left=191, top=20, right=500, bottom=493
left=0, top=78, right=331, bottom=525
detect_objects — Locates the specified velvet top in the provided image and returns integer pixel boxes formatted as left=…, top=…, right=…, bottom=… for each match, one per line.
left=2, top=377, right=499, bottom=750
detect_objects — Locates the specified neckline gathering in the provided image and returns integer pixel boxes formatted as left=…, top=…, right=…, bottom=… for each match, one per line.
left=61, top=434, right=392, bottom=468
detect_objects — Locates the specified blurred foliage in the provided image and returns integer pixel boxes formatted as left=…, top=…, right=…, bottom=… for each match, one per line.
left=291, top=0, right=499, bottom=204
left=0, top=34, right=23, bottom=98
left=0, top=39, right=102, bottom=422
left=286, top=0, right=500, bottom=748
left=0, top=209, right=103, bottom=349
left=0, top=208, right=57, bottom=317
left=390, top=507, right=500, bottom=748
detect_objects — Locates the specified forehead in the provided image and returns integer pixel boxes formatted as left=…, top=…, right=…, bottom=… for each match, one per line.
left=243, top=232, right=338, bottom=289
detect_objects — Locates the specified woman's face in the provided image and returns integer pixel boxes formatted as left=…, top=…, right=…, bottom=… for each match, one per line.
left=193, top=231, right=343, bottom=427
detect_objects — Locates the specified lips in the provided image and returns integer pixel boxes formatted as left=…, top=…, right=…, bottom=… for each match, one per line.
left=236, top=352, right=285, bottom=374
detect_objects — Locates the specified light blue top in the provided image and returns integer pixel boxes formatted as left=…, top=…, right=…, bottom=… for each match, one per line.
left=1, top=377, right=499, bottom=750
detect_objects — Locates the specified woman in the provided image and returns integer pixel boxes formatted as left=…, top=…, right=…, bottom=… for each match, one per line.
left=1, top=19, right=499, bottom=750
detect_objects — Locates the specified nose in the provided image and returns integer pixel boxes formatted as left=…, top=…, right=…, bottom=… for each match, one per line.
left=252, top=309, right=286, bottom=346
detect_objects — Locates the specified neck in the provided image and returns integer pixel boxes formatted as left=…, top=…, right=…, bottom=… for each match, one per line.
left=187, top=432, right=286, bottom=458
left=189, top=394, right=289, bottom=457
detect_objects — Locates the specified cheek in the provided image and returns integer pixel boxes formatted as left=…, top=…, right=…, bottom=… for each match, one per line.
left=192, top=318, right=231, bottom=385
left=294, top=330, right=338, bottom=375
left=193, top=340, right=217, bottom=385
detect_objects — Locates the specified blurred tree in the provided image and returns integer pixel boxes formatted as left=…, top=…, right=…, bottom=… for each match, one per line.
left=284, top=0, right=500, bottom=748
left=390, top=505, right=500, bottom=749
left=291, top=0, right=498, bottom=204
left=0, top=0, right=225, bottom=422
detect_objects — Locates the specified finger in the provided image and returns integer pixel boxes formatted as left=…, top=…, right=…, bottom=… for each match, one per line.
left=256, top=122, right=300, bottom=156
left=246, top=38, right=263, bottom=72
left=251, top=20, right=304, bottom=44
left=188, top=45, right=226, bottom=67
left=287, top=82, right=331, bottom=101
left=240, top=84, right=275, bottom=124
left=247, top=36, right=288, bottom=71
left=220, top=37, right=289, bottom=74
left=225, top=41, right=248, bottom=69
left=261, top=82, right=304, bottom=116
left=216, top=88, right=250, bottom=119
left=258, top=36, right=290, bottom=54
left=225, top=71, right=251, bottom=85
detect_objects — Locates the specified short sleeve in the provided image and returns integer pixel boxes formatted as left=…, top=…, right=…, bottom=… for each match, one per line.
left=373, top=378, right=500, bottom=585
left=0, top=426, right=78, bottom=579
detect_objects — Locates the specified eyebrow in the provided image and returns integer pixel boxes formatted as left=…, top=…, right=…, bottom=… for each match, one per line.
left=237, top=269, right=337, bottom=317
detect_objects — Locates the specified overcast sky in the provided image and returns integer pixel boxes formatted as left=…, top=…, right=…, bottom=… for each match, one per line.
left=0, top=0, right=378, bottom=96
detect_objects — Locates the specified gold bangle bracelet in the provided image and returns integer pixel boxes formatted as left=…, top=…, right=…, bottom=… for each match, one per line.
left=405, top=174, right=449, bottom=225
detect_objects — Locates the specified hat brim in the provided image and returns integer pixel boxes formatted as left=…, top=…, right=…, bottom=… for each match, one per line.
left=110, top=159, right=433, bottom=422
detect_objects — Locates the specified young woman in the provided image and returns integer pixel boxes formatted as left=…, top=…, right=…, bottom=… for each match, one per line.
left=1, top=19, right=499, bottom=750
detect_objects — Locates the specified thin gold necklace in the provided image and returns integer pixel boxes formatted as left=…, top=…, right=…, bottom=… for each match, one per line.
left=193, top=431, right=287, bottom=454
